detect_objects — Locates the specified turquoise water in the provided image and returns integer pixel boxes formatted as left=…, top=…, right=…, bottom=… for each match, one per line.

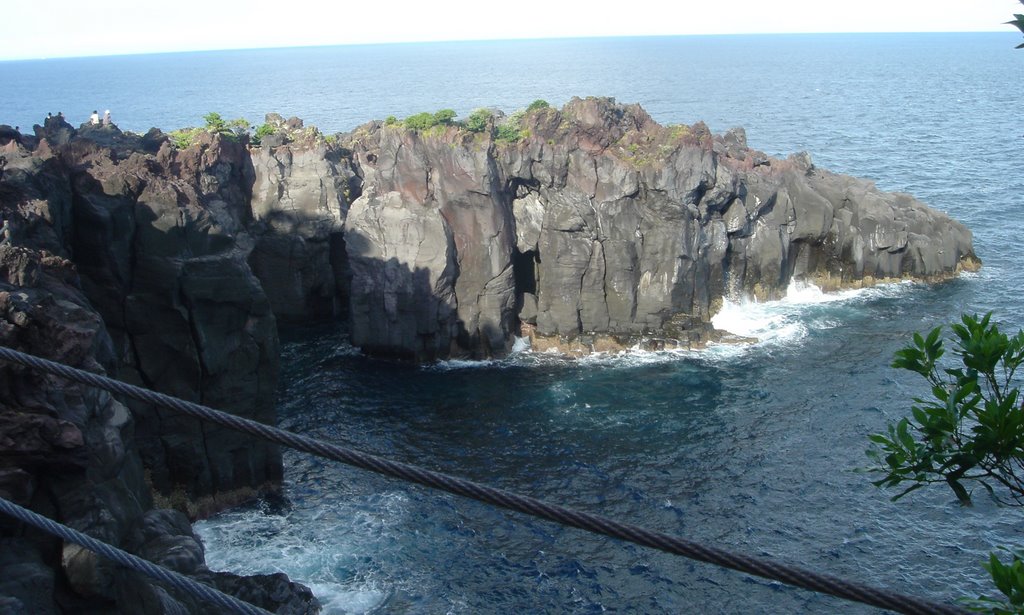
left=6, top=33, right=1023, bottom=613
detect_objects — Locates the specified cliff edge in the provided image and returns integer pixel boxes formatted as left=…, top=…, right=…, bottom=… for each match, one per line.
left=0, top=97, right=978, bottom=612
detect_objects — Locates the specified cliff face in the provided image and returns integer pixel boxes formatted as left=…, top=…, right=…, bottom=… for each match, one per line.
left=342, top=97, right=977, bottom=359
left=0, top=121, right=315, bottom=613
left=0, top=98, right=978, bottom=612
left=248, top=121, right=355, bottom=322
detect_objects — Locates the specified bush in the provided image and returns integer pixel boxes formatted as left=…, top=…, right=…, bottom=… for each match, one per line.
left=869, top=312, right=1024, bottom=613
left=203, top=112, right=226, bottom=132
left=168, top=127, right=202, bottom=149
left=433, top=109, right=457, bottom=125
left=384, top=115, right=398, bottom=126
left=253, top=123, right=275, bottom=142
left=464, top=108, right=493, bottom=133
left=527, top=99, right=550, bottom=112
left=404, top=112, right=438, bottom=131
left=868, top=312, right=1024, bottom=505
left=495, top=109, right=526, bottom=143
left=226, top=118, right=251, bottom=138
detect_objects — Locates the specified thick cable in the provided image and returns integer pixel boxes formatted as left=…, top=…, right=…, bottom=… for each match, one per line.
left=0, top=345, right=969, bottom=614
left=0, top=496, right=271, bottom=615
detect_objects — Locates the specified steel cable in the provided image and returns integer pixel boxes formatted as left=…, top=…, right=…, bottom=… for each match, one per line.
left=0, top=496, right=271, bottom=615
left=0, top=345, right=969, bottom=614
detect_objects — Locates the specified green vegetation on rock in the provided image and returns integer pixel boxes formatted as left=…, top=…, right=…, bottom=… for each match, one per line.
left=464, top=108, right=493, bottom=133
left=495, top=109, right=527, bottom=143
left=168, top=112, right=252, bottom=149
left=401, top=109, right=458, bottom=132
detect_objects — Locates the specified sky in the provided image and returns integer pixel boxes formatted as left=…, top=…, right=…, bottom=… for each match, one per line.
left=1, top=0, right=1018, bottom=61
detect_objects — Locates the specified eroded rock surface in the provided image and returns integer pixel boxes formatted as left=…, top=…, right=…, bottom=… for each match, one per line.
left=0, top=98, right=978, bottom=612
left=0, top=118, right=317, bottom=613
left=341, top=97, right=977, bottom=358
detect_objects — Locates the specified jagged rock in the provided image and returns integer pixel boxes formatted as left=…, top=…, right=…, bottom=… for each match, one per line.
left=54, top=130, right=282, bottom=507
left=0, top=127, right=314, bottom=613
left=0, top=97, right=980, bottom=613
left=345, top=187, right=459, bottom=360
left=248, top=139, right=354, bottom=321
left=341, top=96, right=978, bottom=357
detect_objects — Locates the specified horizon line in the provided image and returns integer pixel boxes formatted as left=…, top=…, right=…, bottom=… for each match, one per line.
left=0, top=30, right=1015, bottom=63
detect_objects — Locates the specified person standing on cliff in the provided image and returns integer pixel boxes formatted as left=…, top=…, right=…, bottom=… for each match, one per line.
left=102, top=110, right=111, bottom=126
left=89, top=110, right=100, bottom=125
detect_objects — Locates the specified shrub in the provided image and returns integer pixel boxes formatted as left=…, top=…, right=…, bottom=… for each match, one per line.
left=433, top=109, right=457, bottom=125
left=495, top=109, right=526, bottom=143
left=465, top=108, right=493, bottom=133
left=226, top=118, right=251, bottom=138
left=868, top=312, right=1024, bottom=505
left=384, top=115, right=398, bottom=126
left=253, top=123, right=275, bottom=142
left=404, top=112, right=438, bottom=131
left=168, top=127, right=202, bottom=149
left=868, top=312, right=1024, bottom=613
left=527, top=99, right=550, bottom=112
left=203, top=112, right=226, bottom=132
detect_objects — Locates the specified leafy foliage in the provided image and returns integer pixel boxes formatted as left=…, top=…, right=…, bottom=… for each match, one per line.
left=203, top=112, right=226, bottom=132
left=168, top=127, right=202, bottom=149
left=170, top=112, right=252, bottom=148
left=253, top=123, right=276, bottom=143
left=868, top=313, right=1024, bottom=505
left=401, top=109, right=458, bottom=132
left=962, top=549, right=1024, bottom=614
left=526, top=99, right=550, bottom=112
left=433, top=109, right=457, bottom=125
left=226, top=118, right=251, bottom=138
left=869, top=313, right=1024, bottom=613
left=1008, top=1, right=1024, bottom=49
left=403, top=112, right=437, bottom=131
left=464, top=108, right=493, bottom=133
left=495, top=109, right=526, bottom=143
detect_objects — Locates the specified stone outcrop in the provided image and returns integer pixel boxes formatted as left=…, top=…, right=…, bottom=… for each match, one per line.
left=0, top=119, right=317, bottom=613
left=0, top=97, right=979, bottom=612
left=341, top=97, right=978, bottom=358
left=248, top=114, right=356, bottom=322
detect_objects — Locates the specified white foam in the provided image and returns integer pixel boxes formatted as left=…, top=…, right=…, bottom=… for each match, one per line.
left=426, top=358, right=501, bottom=371
left=194, top=494, right=409, bottom=615
left=510, top=336, right=531, bottom=353
left=414, top=279, right=922, bottom=368
left=710, top=278, right=915, bottom=350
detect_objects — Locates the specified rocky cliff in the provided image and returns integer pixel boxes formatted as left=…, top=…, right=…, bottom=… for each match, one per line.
left=342, top=98, right=977, bottom=359
left=0, top=97, right=978, bottom=613
left=0, top=119, right=316, bottom=613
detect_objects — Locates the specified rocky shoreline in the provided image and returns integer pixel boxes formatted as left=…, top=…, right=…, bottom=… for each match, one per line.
left=0, top=97, right=978, bottom=613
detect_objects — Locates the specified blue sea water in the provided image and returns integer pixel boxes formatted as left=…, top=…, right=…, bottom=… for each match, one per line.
left=5, top=33, right=1024, bottom=613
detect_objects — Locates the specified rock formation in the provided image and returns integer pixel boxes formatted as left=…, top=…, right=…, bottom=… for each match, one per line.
left=0, top=118, right=317, bottom=613
left=342, top=97, right=978, bottom=358
left=0, top=98, right=978, bottom=612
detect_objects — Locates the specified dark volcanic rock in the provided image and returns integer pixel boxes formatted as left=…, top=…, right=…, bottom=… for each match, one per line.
left=0, top=122, right=315, bottom=613
left=248, top=131, right=355, bottom=322
left=341, top=97, right=978, bottom=357
left=0, top=98, right=979, bottom=613
left=59, top=130, right=282, bottom=509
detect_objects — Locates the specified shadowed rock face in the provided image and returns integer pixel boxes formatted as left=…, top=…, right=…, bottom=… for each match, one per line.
left=343, top=97, right=978, bottom=358
left=0, top=98, right=978, bottom=610
left=0, top=119, right=317, bottom=613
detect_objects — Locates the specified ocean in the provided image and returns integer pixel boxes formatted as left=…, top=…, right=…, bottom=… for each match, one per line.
left=4, top=33, right=1023, bottom=613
